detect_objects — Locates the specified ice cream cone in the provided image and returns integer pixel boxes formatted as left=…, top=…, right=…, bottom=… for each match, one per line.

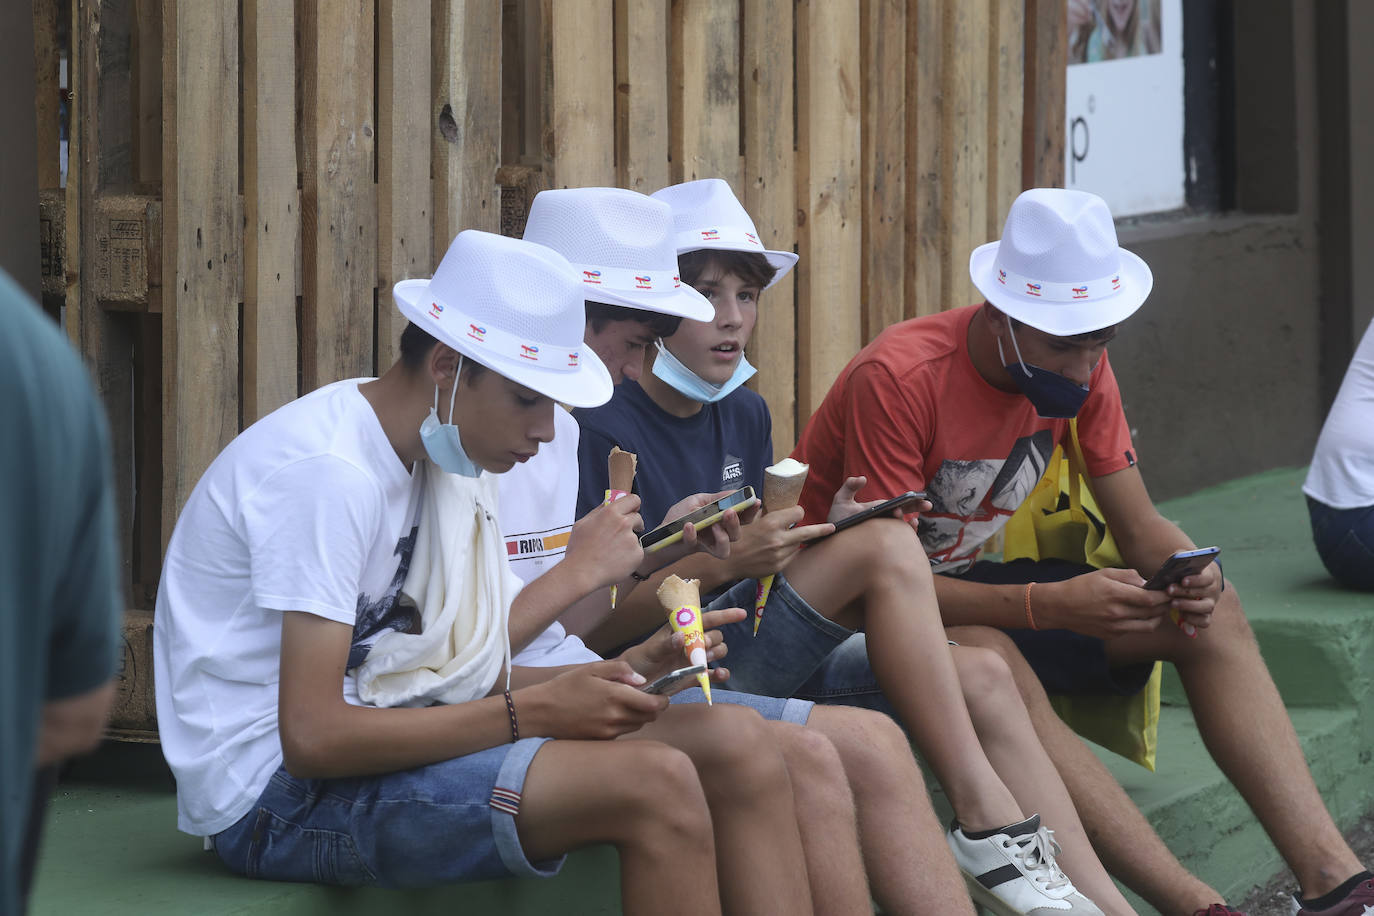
left=657, top=575, right=711, bottom=703
left=754, top=459, right=810, bottom=635
left=605, top=447, right=639, bottom=608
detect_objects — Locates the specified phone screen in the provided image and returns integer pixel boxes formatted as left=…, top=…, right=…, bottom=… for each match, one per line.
left=642, top=664, right=707, bottom=695
left=640, top=487, right=757, bottom=553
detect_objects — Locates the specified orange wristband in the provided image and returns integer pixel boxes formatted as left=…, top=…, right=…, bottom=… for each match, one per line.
left=1024, top=582, right=1038, bottom=630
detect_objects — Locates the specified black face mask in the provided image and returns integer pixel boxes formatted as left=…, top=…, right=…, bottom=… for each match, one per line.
left=997, top=323, right=1091, bottom=419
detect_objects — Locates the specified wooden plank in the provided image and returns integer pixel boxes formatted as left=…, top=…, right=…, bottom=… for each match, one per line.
left=906, top=0, right=943, bottom=317
left=433, top=0, right=503, bottom=247
left=161, top=0, right=240, bottom=544
left=940, top=0, right=989, bottom=311
left=131, top=314, right=162, bottom=604
left=742, top=0, right=797, bottom=451
left=242, top=0, right=299, bottom=421
left=91, top=192, right=159, bottom=310
left=615, top=0, right=670, bottom=193
left=547, top=0, right=615, bottom=189
left=1023, top=0, right=1067, bottom=189
left=860, top=0, right=906, bottom=342
left=379, top=0, right=432, bottom=370
left=33, top=0, right=61, bottom=189
left=988, top=0, right=1024, bottom=237
left=672, top=0, right=741, bottom=190
left=795, top=0, right=862, bottom=424
left=300, top=0, right=376, bottom=389
left=132, top=0, right=162, bottom=185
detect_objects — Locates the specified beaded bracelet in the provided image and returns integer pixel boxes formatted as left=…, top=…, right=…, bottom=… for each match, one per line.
left=1024, top=582, right=1039, bottom=631
left=503, top=690, right=520, bottom=743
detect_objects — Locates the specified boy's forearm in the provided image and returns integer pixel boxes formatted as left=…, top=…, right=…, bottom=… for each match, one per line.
left=508, top=560, right=600, bottom=654
left=930, top=572, right=1030, bottom=629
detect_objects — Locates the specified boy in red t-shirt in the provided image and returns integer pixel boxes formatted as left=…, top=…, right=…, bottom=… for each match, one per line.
left=794, top=188, right=1374, bottom=916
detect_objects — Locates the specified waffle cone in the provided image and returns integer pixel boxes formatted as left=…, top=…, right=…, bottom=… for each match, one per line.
left=608, top=446, right=637, bottom=493
left=656, top=575, right=701, bottom=611
left=763, top=463, right=809, bottom=512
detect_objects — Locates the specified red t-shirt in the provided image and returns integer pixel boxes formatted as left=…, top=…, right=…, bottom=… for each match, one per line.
left=792, top=305, right=1137, bottom=573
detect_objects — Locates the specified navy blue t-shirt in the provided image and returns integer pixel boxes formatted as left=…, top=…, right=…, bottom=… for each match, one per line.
left=574, top=380, right=773, bottom=533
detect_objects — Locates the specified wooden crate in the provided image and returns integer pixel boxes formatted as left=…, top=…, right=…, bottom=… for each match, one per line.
left=38, top=0, right=1065, bottom=740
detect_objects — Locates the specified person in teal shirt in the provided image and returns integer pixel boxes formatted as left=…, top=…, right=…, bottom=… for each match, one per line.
left=0, top=268, right=121, bottom=915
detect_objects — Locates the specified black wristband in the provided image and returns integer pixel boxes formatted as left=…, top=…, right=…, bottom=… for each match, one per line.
left=503, top=690, right=519, bottom=743
left=1213, top=558, right=1225, bottom=592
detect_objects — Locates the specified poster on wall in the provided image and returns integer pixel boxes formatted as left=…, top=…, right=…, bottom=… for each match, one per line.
left=1065, top=0, right=1184, bottom=217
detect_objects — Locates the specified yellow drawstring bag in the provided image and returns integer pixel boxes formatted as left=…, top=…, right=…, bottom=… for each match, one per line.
left=1001, top=419, right=1162, bottom=771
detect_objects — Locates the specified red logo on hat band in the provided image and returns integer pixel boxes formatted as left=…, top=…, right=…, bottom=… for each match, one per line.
left=634, top=276, right=652, bottom=289
left=582, top=270, right=602, bottom=284
left=520, top=344, right=540, bottom=361
left=700, top=229, right=720, bottom=240
left=429, top=301, right=444, bottom=319
left=1071, top=286, right=1089, bottom=298
left=1025, top=282, right=1042, bottom=296
left=468, top=324, right=486, bottom=341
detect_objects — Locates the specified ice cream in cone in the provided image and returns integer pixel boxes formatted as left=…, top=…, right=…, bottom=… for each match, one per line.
left=754, top=459, right=810, bottom=635
left=605, top=447, right=639, bottom=608
left=657, top=575, right=712, bottom=703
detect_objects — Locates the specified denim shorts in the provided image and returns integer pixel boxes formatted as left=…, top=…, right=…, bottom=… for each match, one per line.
left=703, top=573, right=855, bottom=699
left=669, top=684, right=815, bottom=724
left=213, top=737, right=560, bottom=888
left=1307, top=496, right=1374, bottom=590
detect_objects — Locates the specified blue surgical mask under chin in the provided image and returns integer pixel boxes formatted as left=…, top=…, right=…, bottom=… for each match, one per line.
left=650, top=339, right=757, bottom=404
left=419, top=364, right=483, bottom=477
left=998, top=323, right=1091, bottom=419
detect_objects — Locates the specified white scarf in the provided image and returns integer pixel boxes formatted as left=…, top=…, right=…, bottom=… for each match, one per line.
left=355, top=461, right=519, bottom=707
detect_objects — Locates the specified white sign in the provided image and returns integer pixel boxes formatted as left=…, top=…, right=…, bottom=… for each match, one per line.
left=1064, top=0, right=1184, bottom=217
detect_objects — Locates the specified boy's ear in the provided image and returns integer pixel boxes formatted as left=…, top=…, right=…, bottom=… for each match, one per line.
left=982, top=301, right=1009, bottom=331
left=427, top=343, right=461, bottom=388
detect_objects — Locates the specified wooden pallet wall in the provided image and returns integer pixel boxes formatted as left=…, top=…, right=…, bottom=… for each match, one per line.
left=34, top=0, right=1065, bottom=733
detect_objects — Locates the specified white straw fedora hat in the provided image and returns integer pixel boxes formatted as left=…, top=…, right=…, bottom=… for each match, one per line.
left=522, top=187, right=714, bottom=322
left=393, top=230, right=613, bottom=408
left=969, top=188, right=1153, bottom=336
left=650, top=178, right=798, bottom=288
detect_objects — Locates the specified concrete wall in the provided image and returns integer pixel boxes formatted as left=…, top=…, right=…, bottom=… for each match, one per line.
left=1104, top=1, right=1371, bottom=501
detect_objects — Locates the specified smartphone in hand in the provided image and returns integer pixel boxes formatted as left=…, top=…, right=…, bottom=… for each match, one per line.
left=806, top=491, right=928, bottom=544
left=640, top=487, right=758, bottom=553
left=1142, top=546, right=1221, bottom=590
left=641, top=664, right=708, bottom=696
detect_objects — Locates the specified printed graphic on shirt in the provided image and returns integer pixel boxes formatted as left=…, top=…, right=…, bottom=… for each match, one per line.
left=917, top=430, right=1053, bottom=573
left=721, top=453, right=744, bottom=487
left=348, top=525, right=419, bottom=670
left=506, top=524, right=573, bottom=566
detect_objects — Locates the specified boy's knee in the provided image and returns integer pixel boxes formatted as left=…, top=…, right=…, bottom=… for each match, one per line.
left=683, top=705, right=794, bottom=794
left=952, top=645, right=1017, bottom=710
left=619, top=742, right=712, bottom=835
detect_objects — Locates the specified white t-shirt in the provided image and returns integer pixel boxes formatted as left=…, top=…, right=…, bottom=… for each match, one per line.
left=1305, top=318, right=1374, bottom=509
left=154, top=380, right=421, bottom=836
left=500, top=407, right=601, bottom=667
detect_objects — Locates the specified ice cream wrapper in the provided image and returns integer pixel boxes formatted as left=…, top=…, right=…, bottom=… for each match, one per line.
left=754, top=459, right=810, bottom=634
left=657, top=575, right=711, bottom=703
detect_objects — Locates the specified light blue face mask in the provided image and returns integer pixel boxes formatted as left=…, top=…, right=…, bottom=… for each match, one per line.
left=419, top=360, right=483, bottom=477
left=650, top=339, right=757, bottom=404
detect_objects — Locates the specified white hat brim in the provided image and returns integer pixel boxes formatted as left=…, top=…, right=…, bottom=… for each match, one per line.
left=968, top=241, right=1153, bottom=337
left=584, top=283, right=715, bottom=322
left=393, top=279, right=614, bottom=408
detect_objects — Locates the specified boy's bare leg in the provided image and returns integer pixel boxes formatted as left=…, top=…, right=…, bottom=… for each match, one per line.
left=765, top=721, right=873, bottom=914
left=632, top=704, right=816, bottom=915
left=517, top=739, right=722, bottom=916
left=953, top=625, right=1222, bottom=916
left=785, top=519, right=1025, bottom=832
left=804, top=705, right=976, bottom=915
left=946, top=635, right=1137, bottom=916
left=1106, top=585, right=1365, bottom=901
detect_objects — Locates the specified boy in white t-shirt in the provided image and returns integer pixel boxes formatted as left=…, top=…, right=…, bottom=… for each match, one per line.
left=154, top=229, right=884, bottom=913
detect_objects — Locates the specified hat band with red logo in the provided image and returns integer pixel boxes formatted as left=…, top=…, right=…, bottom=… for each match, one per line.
left=423, top=301, right=583, bottom=371
left=570, top=264, right=682, bottom=294
left=992, top=262, right=1124, bottom=304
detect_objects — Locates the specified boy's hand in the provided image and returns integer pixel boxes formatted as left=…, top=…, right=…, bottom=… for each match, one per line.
left=723, top=505, right=830, bottom=581
left=1033, top=569, right=1172, bottom=639
left=619, top=606, right=742, bottom=686
left=1166, top=561, right=1223, bottom=633
left=517, top=661, right=667, bottom=740
left=563, top=495, right=645, bottom=590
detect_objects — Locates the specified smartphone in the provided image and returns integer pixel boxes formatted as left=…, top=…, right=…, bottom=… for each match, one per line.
left=640, top=487, right=758, bottom=553
left=641, top=664, right=707, bottom=696
left=1142, top=546, right=1221, bottom=590
left=806, top=491, right=928, bottom=543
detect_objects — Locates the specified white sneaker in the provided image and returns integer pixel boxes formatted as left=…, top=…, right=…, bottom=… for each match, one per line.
left=946, top=815, right=1105, bottom=915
